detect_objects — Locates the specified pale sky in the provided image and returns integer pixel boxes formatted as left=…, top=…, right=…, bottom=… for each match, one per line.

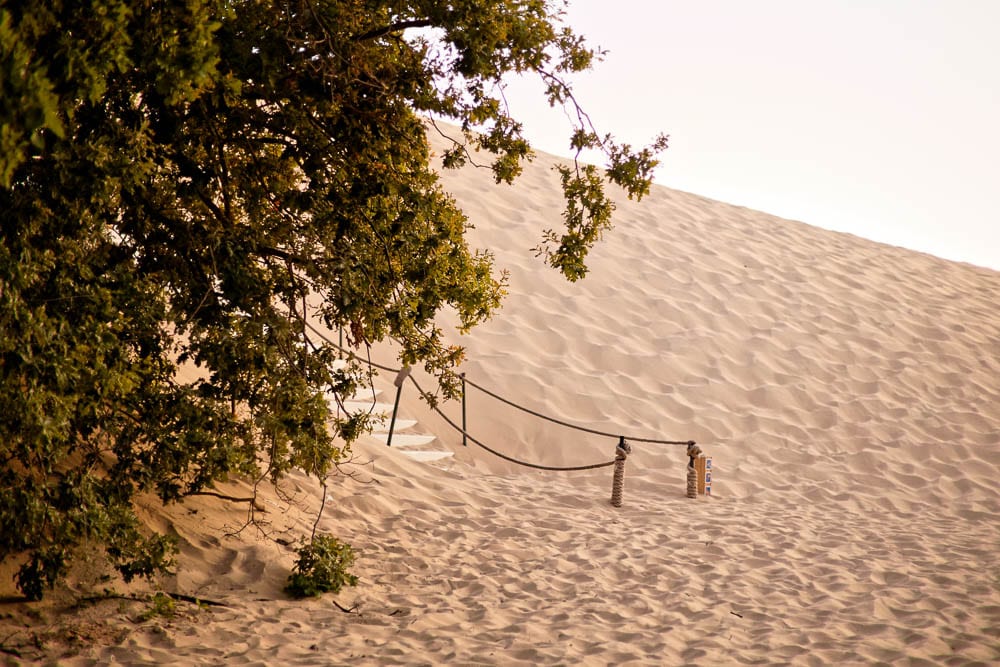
left=499, top=0, right=1000, bottom=270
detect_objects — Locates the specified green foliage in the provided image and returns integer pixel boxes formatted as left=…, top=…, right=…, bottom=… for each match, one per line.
left=138, top=592, right=177, bottom=622
left=14, top=547, right=67, bottom=602
left=284, top=535, right=359, bottom=599
left=0, top=0, right=666, bottom=598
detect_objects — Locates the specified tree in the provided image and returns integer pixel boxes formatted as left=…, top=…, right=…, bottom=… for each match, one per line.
left=0, top=0, right=667, bottom=599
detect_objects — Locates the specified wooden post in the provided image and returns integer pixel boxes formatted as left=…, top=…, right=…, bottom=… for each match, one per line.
left=610, top=436, right=630, bottom=508
left=686, top=441, right=701, bottom=498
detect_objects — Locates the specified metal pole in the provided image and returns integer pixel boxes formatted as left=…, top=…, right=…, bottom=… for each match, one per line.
left=385, top=366, right=412, bottom=448
left=460, top=373, right=467, bottom=447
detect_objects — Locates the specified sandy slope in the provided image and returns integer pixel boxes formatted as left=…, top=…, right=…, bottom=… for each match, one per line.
left=3, top=131, right=998, bottom=665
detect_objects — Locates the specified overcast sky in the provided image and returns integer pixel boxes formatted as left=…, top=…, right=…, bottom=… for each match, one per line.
left=499, top=0, right=999, bottom=270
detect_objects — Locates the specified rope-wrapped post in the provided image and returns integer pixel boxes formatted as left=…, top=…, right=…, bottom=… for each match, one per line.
left=610, top=436, right=631, bottom=508
left=686, top=441, right=701, bottom=498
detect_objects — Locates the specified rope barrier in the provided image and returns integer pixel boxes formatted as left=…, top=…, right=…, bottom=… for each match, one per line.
left=289, top=287, right=708, bottom=506
left=302, top=320, right=694, bottom=484
left=408, top=375, right=617, bottom=472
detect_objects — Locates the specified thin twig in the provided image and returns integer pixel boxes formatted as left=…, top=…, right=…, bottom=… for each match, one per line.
left=332, top=599, right=358, bottom=613
left=310, top=481, right=327, bottom=541
left=163, top=592, right=229, bottom=608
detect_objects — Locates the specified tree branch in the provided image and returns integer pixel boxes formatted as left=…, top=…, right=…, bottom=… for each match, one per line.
left=352, top=19, right=434, bottom=42
left=187, top=490, right=266, bottom=511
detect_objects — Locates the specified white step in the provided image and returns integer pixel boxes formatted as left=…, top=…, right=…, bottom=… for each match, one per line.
left=342, top=400, right=395, bottom=414
left=400, top=451, right=454, bottom=462
left=325, top=404, right=411, bottom=427
left=323, top=391, right=388, bottom=409
left=322, top=361, right=446, bottom=465
left=347, top=387, right=383, bottom=401
left=371, top=433, right=436, bottom=447
left=371, top=417, right=417, bottom=431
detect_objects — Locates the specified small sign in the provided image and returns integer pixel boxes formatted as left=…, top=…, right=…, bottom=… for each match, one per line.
left=695, top=455, right=713, bottom=495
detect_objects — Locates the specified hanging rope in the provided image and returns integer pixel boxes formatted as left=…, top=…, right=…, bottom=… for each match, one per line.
left=408, top=375, right=617, bottom=472
left=461, top=375, right=693, bottom=446
left=303, top=321, right=400, bottom=374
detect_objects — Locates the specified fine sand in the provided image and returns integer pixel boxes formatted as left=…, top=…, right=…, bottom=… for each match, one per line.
left=2, top=130, right=998, bottom=665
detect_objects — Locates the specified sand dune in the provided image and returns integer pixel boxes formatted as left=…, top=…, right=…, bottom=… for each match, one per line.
left=3, top=131, right=998, bottom=665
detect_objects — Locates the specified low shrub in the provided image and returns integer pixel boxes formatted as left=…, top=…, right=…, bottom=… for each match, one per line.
left=284, top=534, right=358, bottom=599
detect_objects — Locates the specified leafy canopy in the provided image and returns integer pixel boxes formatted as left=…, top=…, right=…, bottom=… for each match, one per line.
left=0, top=0, right=667, bottom=599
